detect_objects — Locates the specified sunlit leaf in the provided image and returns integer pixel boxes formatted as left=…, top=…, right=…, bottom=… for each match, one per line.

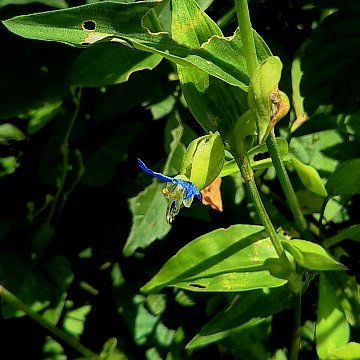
left=316, top=273, right=350, bottom=359
left=282, top=239, right=345, bottom=271
left=141, top=225, right=273, bottom=293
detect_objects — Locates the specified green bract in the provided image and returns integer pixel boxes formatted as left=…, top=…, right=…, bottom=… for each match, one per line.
left=248, top=56, right=286, bottom=143
left=181, top=132, right=224, bottom=190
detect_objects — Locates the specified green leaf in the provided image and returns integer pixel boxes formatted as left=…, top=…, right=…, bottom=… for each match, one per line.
left=0, top=252, right=51, bottom=318
left=123, top=182, right=171, bottom=257
left=323, top=223, right=360, bottom=248
left=187, top=285, right=292, bottom=349
left=301, top=5, right=360, bottom=115
left=141, top=225, right=272, bottom=293
left=0, top=156, right=19, bottom=177
left=2, top=1, right=249, bottom=90
left=0, top=0, right=67, bottom=8
left=71, top=43, right=162, bottom=87
left=324, top=272, right=360, bottom=328
left=248, top=56, right=283, bottom=143
left=99, top=338, right=128, bottom=360
left=282, top=239, right=345, bottom=271
left=291, top=157, right=328, bottom=197
left=82, top=121, right=145, bottom=187
left=123, top=120, right=184, bottom=256
left=326, top=158, right=360, bottom=197
left=0, top=123, right=25, bottom=143
left=172, top=0, right=247, bottom=136
left=63, top=304, right=91, bottom=337
left=327, top=342, right=360, bottom=360
left=27, top=101, right=62, bottom=135
left=316, top=273, right=350, bottom=359
left=173, top=270, right=287, bottom=292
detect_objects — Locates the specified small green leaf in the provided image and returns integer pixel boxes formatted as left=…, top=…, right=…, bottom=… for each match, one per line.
left=71, top=43, right=162, bottom=87
left=141, top=225, right=270, bottom=293
left=248, top=56, right=283, bottom=143
left=63, top=305, right=91, bottom=337
left=316, top=273, right=350, bottom=359
left=282, top=239, right=345, bottom=271
left=0, top=0, right=67, bottom=8
left=326, top=158, right=360, bottom=197
left=327, top=342, right=360, bottom=360
left=0, top=156, right=19, bottom=178
left=0, top=123, right=25, bottom=143
left=173, top=270, right=287, bottom=292
left=291, top=157, right=328, bottom=197
left=27, top=101, right=62, bottom=135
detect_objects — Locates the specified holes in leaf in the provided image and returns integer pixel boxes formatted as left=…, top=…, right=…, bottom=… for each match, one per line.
left=82, top=20, right=96, bottom=31
left=188, top=284, right=206, bottom=289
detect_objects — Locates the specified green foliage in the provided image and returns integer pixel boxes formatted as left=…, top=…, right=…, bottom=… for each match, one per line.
left=0, top=0, right=359, bottom=359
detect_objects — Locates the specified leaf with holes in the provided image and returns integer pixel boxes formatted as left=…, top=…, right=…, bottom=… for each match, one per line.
left=3, top=1, right=250, bottom=90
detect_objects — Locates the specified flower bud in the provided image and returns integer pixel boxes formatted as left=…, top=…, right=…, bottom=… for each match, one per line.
left=181, top=132, right=224, bottom=190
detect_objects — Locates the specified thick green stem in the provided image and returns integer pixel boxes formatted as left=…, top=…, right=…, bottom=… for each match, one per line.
left=0, top=285, right=97, bottom=359
left=266, top=130, right=311, bottom=239
left=234, top=0, right=258, bottom=78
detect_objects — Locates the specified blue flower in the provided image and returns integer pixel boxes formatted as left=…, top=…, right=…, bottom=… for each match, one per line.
left=137, top=159, right=202, bottom=223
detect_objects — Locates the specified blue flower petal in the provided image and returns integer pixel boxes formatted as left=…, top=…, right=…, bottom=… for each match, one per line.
left=137, top=159, right=176, bottom=184
left=176, top=179, right=202, bottom=201
left=137, top=159, right=202, bottom=202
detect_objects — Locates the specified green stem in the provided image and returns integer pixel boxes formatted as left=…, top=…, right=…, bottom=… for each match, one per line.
left=0, top=285, right=97, bottom=359
left=289, top=292, right=302, bottom=360
left=234, top=0, right=258, bottom=77
left=45, top=89, right=82, bottom=227
left=266, top=130, right=311, bottom=239
left=232, top=143, right=287, bottom=261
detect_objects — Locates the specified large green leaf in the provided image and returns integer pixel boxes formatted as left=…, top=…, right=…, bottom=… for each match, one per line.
left=282, top=239, right=345, bottom=271
left=141, top=225, right=272, bottom=293
left=301, top=4, right=360, bottom=115
left=71, top=43, right=162, bottom=87
left=187, top=285, right=292, bottom=349
left=171, top=0, right=271, bottom=136
left=326, top=158, right=360, bottom=197
left=2, top=1, right=249, bottom=90
left=316, top=273, right=350, bottom=359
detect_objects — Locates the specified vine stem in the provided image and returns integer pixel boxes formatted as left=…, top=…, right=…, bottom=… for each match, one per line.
left=45, top=89, right=82, bottom=227
left=266, top=130, right=311, bottom=239
left=0, top=285, right=97, bottom=359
